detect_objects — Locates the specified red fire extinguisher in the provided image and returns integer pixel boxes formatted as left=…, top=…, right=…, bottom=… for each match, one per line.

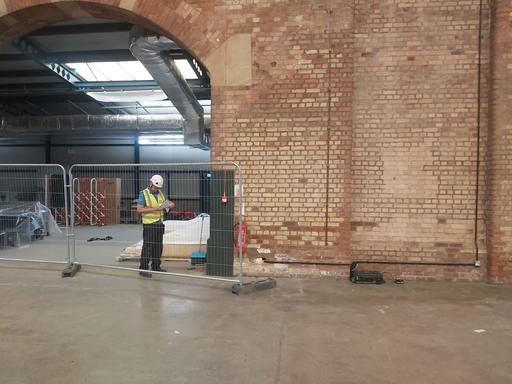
left=234, top=221, right=247, bottom=255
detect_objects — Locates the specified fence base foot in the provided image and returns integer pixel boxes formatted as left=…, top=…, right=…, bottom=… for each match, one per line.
left=232, top=278, right=276, bottom=295
left=62, top=263, right=81, bottom=278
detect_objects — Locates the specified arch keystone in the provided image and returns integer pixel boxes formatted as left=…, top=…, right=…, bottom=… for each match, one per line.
left=119, top=0, right=139, bottom=11
left=0, top=1, right=7, bottom=17
left=204, top=33, right=252, bottom=87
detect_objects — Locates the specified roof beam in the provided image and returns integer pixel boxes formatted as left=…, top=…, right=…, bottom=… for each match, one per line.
left=27, top=23, right=133, bottom=36
left=182, top=53, right=210, bottom=87
left=0, top=83, right=78, bottom=96
left=0, top=49, right=188, bottom=63
left=75, top=80, right=159, bottom=89
left=44, top=50, right=137, bottom=63
left=11, top=38, right=83, bottom=85
left=0, top=69, right=53, bottom=78
left=0, top=50, right=131, bottom=63
left=0, top=82, right=210, bottom=99
left=0, top=96, right=94, bottom=105
left=50, top=49, right=187, bottom=63
left=0, top=82, right=160, bottom=97
left=0, top=54, right=29, bottom=61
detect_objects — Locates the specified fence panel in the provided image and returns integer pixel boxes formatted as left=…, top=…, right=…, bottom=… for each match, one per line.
left=69, top=163, right=243, bottom=284
left=0, top=164, right=70, bottom=266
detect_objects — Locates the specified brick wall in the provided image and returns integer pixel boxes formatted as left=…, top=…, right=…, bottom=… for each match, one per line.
left=210, top=1, right=354, bottom=261
left=488, top=0, right=512, bottom=283
left=0, top=0, right=509, bottom=281
left=351, top=0, right=488, bottom=281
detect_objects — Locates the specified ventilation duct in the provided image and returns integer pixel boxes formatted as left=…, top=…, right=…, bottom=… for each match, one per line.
left=129, top=32, right=205, bottom=145
left=0, top=114, right=185, bottom=135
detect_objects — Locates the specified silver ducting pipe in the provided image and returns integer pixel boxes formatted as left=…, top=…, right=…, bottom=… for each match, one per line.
left=0, top=114, right=185, bottom=135
left=129, top=33, right=205, bottom=145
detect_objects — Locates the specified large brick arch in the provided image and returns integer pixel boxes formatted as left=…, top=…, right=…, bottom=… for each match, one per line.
left=0, top=1, right=252, bottom=163
left=0, top=0, right=219, bottom=68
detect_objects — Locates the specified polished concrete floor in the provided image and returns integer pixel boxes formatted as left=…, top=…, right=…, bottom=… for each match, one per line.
left=0, top=263, right=511, bottom=384
left=0, top=224, right=238, bottom=277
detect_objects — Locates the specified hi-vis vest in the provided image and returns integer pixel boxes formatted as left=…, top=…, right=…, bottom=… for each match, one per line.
left=141, top=187, right=165, bottom=224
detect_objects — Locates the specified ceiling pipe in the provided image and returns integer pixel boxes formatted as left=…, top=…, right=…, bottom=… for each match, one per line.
left=129, top=30, right=205, bottom=145
left=0, top=114, right=185, bottom=135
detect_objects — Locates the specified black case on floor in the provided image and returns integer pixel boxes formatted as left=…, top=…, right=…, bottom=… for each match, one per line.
left=349, top=262, right=384, bottom=284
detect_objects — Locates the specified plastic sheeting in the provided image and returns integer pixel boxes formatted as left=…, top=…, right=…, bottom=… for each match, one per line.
left=0, top=202, right=61, bottom=247
left=119, top=214, right=209, bottom=260
left=163, top=213, right=209, bottom=245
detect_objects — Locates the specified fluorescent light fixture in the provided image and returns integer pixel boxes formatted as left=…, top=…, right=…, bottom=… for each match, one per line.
left=87, top=89, right=167, bottom=103
left=174, top=59, right=198, bottom=79
left=138, top=134, right=184, bottom=145
left=67, top=61, right=153, bottom=81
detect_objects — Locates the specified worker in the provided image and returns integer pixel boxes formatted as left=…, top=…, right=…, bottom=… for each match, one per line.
left=136, top=174, right=175, bottom=277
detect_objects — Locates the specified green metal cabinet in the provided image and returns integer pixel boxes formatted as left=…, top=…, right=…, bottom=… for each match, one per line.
left=206, top=170, right=234, bottom=277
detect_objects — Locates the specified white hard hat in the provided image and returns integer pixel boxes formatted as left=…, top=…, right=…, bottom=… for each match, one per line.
left=150, top=174, right=164, bottom=188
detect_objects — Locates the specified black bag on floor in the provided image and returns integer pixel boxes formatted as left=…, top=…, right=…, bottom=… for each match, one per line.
left=349, top=262, right=384, bottom=284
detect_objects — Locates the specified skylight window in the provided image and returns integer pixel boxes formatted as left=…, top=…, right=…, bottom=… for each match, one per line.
left=67, top=61, right=153, bottom=82
left=174, top=59, right=198, bottom=79
left=86, top=89, right=167, bottom=103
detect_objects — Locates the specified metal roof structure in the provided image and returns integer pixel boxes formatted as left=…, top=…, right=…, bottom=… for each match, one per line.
left=0, top=18, right=211, bottom=124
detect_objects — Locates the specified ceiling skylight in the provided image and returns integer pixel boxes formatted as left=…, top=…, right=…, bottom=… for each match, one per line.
left=67, top=61, right=153, bottom=82
left=174, top=60, right=198, bottom=79
left=87, top=89, right=167, bottom=103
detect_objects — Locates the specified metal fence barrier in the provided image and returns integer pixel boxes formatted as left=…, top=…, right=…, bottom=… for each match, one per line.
left=0, top=164, right=70, bottom=266
left=69, top=162, right=244, bottom=285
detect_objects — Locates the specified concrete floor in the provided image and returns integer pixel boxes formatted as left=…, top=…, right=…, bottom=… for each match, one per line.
left=0, top=263, right=511, bottom=384
left=0, top=225, right=217, bottom=277
left=13, top=224, right=152, bottom=264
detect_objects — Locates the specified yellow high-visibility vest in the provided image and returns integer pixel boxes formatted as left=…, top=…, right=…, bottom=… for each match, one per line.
left=141, top=188, right=165, bottom=224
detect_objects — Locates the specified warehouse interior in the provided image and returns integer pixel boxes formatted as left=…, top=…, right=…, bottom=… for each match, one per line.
left=0, top=1, right=511, bottom=383
left=0, top=17, right=212, bottom=164
left=0, top=16, right=228, bottom=278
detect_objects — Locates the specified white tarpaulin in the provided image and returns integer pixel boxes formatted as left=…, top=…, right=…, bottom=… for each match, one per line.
left=163, top=213, right=209, bottom=244
left=119, top=214, right=209, bottom=260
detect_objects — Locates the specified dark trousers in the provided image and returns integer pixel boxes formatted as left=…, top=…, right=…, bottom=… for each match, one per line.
left=139, top=222, right=165, bottom=270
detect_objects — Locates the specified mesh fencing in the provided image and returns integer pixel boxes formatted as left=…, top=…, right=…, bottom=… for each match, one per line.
left=0, top=164, right=70, bottom=265
left=69, top=163, right=244, bottom=283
